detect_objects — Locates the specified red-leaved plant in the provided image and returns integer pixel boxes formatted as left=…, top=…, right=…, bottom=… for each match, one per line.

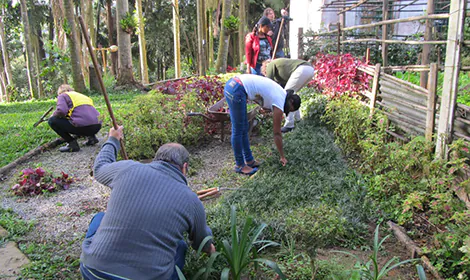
left=309, top=53, right=370, bottom=98
left=11, top=168, right=74, bottom=196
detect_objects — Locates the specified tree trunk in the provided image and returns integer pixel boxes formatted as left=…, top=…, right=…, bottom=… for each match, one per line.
left=80, top=1, right=90, bottom=85
left=196, top=0, right=206, bottom=75
left=208, top=9, right=214, bottom=67
left=32, top=26, right=44, bottom=97
left=95, top=1, right=101, bottom=46
left=136, top=0, right=149, bottom=84
left=64, top=0, right=86, bottom=92
left=0, top=53, right=7, bottom=102
left=19, top=0, right=39, bottom=99
left=172, top=0, right=181, bottom=78
left=106, top=0, right=118, bottom=77
left=116, top=0, right=135, bottom=85
left=0, top=7, right=13, bottom=87
left=51, top=0, right=68, bottom=84
left=86, top=0, right=96, bottom=47
left=215, top=0, right=232, bottom=73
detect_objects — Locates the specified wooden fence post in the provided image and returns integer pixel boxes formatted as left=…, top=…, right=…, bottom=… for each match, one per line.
left=381, top=0, right=389, bottom=67
left=425, top=63, right=438, bottom=142
left=435, top=0, right=466, bottom=159
left=298, top=27, right=303, bottom=59
left=337, top=22, right=341, bottom=55
left=370, top=63, right=381, bottom=117
left=366, top=48, right=371, bottom=64
left=420, top=0, right=434, bottom=88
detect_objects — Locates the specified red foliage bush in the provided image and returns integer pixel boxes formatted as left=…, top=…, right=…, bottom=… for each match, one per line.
left=309, top=53, right=370, bottom=98
left=11, top=168, right=74, bottom=196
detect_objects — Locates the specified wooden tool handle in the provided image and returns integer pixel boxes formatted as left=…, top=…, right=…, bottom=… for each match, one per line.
left=197, top=187, right=217, bottom=195
left=198, top=189, right=219, bottom=200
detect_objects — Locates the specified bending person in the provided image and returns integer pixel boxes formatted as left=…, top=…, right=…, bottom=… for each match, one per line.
left=224, top=74, right=301, bottom=175
left=245, top=16, right=273, bottom=75
left=80, top=126, right=216, bottom=280
left=48, top=84, right=102, bottom=152
left=262, top=58, right=314, bottom=132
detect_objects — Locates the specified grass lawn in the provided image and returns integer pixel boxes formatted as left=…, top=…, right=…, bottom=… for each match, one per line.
left=0, top=91, right=141, bottom=168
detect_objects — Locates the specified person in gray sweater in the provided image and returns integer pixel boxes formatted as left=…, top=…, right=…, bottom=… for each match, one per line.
left=80, top=126, right=216, bottom=280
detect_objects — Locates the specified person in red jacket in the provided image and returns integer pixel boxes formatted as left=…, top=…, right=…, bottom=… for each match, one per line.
left=245, top=16, right=273, bottom=75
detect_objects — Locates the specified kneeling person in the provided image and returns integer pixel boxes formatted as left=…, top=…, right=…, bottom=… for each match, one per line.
left=80, top=126, right=216, bottom=280
left=48, top=84, right=101, bottom=152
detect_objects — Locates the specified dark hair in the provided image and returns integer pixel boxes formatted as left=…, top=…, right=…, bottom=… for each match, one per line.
left=252, top=16, right=273, bottom=35
left=284, top=90, right=301, bottom=114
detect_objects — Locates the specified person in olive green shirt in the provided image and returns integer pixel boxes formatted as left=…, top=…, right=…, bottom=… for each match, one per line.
left=262, top=58, right=314, bottom=132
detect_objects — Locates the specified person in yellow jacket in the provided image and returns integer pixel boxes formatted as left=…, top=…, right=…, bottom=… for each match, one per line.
left=48, top=84, right=102, bottom=152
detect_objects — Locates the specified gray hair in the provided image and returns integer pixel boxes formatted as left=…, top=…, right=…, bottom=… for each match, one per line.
left=58, top=84, right=74, bottom=95
left=154, top=143, right=189, bottom=169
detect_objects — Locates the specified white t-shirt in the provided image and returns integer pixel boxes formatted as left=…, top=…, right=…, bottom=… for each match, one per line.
left=238, top=74, right=286, bottom=111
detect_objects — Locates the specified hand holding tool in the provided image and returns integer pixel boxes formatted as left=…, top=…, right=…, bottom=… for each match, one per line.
left=33, top=106, right=54, bottom=128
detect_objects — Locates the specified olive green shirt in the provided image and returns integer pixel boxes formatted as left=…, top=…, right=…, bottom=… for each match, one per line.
left=266, top=58, right=310, bottom=88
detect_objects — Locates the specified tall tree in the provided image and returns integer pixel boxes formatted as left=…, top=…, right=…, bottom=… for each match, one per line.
left=19, top=0, right=39, bottom=98
left=238, top=0, right=247, bottom=67
left=136, top=0, right=149, bottom=83
left=63, top=0, right=86, bottom=92
left=215, top=0, right=232, bottom=73
left=172, top=0, right=181, bottom=78
left=196, top=0, right=206, bottom=75
left=116, top=0, right=135, bottom=85
left=51, top=0, right=68, bottom=84
left=0, top=4, right=12, bottom=87
left=106, top=0, right=118, bottom=77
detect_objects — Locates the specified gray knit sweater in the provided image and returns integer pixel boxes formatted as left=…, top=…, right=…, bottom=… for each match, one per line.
left=81, top=137, right=212, bottom=279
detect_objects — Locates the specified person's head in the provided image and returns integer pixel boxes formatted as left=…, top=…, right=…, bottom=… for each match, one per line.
left=284, top=90, right=301, bottom=114
left=263, top=8, right=275, bottom=21
left=257, top=16, right=272, bottom=35
left=57, top=84, right=74, bottom=95
left=154, top=143, right=190, bottom=176
left=260, top=59, right=272, bottom=76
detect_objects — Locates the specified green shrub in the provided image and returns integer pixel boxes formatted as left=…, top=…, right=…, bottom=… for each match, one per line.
left=122, top=91, right=206, bottom=159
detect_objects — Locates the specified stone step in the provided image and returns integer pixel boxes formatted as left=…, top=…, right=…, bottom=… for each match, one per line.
left=0, top=226, right=30, bottom=279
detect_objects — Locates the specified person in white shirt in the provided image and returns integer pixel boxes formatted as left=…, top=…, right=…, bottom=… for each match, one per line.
left=224, top=74, right=301, bottom=175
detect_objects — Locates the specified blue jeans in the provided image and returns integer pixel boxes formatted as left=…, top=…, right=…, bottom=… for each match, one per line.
left=275, top=49, right=285, bottom=58
left=80, top=212, right=188, bottom=280
left=224, top=78, right=254, bottom=167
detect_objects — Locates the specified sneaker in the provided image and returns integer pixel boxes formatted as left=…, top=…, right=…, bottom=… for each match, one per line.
left=59, top=140, right=80, bottom=152
left=84, top=135, right=99, bottom=146
left=281, top=127, right=294, bottom=133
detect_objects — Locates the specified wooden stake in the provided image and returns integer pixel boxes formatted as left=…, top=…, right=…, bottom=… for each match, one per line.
left=365, top=48, right=370, bottom=64
left=297, top=27, right=303, bottom=59
left=425, top=63, right=438, bottom=142
left=369, top=63, right=381, bottom=117
left=78, top=16, right=128, bottom=160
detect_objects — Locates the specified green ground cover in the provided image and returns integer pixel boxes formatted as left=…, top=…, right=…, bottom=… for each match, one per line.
left=0, top=91, right=139, bottom=168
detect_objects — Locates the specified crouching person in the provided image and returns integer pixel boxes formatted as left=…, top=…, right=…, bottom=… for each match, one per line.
left=80, top=126, right=216, bottom=280
left=48, top=84, right=101, bottom=152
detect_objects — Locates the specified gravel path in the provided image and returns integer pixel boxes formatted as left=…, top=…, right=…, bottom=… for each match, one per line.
left=0, top=134, right=236, bottom=261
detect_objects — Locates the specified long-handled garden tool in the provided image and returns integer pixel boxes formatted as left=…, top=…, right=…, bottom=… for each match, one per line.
left=197, top=187, right=243, bottom=200
left=78, top=16, right=128, bottom=160
left=33, top=106, right=54, bottom=127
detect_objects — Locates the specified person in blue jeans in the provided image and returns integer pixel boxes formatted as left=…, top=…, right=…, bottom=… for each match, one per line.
left=80, top=127, right=216, bottom=280
left=224, top=74, right=301, bottom=175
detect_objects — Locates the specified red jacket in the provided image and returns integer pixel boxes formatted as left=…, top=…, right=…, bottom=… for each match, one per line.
left=245, top=32, right=273, bottom=69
